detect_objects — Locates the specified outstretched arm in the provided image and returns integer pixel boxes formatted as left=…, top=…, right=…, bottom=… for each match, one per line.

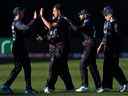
left=97, top=42, right=104, bottom=54
left=14, top=11, right=37, bottom=31
left=40, top=8, right=51, bottom=29
left=27, top=11, right=37, bottom=26
left=63, top=17, right=77, bottom=31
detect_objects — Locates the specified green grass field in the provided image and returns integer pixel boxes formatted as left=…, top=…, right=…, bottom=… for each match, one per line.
left=0, top=59, right=128, bottom=96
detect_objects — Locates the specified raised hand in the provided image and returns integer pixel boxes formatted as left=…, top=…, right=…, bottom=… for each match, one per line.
left=97, top=47, right=101, bottom=54
left=40, top=8, right=44, bottom=17
left=33, top=11, right=37, bottom=19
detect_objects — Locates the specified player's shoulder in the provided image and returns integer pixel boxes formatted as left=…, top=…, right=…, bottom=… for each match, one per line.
left=59, top=16, right=68, bottom=22
left=14, top=20, right=22, bottom=25
left=58, top=16, right=69, bottom=26
left=111, top=18, right=118, bottom=24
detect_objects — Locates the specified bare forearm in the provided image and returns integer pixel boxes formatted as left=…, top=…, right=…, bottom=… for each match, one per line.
left=69, top=22, right=77, bottom=31
left=97, top=42, right=104, bottom=54
left=99, top=42, right=104, bottom=49
left=27, top=19, right=35, bottom=26
left=41, top=17, right=51, bottom=29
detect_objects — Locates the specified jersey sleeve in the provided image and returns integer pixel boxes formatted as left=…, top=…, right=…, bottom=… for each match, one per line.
left=15, top=21, right=29, bottom=30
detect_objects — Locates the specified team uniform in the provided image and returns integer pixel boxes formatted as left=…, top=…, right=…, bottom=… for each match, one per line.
left=3, top=19, right=33, bottom=91
left=78, top=18, right=102, bottom=90
left=45, top=16, right=74, bottom=91
left=102, top=19, right=128, bottom=90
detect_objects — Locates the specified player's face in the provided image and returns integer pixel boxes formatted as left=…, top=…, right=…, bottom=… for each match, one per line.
left=105, top=14, right=112, bottom=21
left=79, top=14, right=84, bottom=21
left=52, top=8, right=59, bottom=18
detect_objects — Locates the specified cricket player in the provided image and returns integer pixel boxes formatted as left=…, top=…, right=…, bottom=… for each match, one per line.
left=0, top=7, right=38, bottom=95
left=97, top=6, right=128, bottom=92
left=40, top=4, right=74, bottom=94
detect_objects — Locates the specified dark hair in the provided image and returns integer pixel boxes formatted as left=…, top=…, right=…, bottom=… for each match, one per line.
left=102, top=5, right=113, bottom=16
left=78, top=9, right=90, bottom=17
left=13, top=7, right=25, bottom=15
left=53, top=3, right=63, bottom=12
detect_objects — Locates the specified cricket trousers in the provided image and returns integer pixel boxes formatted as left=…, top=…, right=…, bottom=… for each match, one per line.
left=102, top=47, right=127, bottom=89
left=4, top=43, right=32, bottom=89
left=80, top=41, right=102, bottom=89
left=46, top=43, right=74, bottom=90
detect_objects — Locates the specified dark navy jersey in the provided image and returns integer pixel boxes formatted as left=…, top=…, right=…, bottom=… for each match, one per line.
left=102, top=19, right=119, bottom=48
left=47, top=16, right=70, bottom=46
left=12, top=20, right=29, bottom=41
left=11, top=20, right=30, bottom=51
left=47, top=24, right=62, bottom=44
left=79, top=18, right=96, bottom=41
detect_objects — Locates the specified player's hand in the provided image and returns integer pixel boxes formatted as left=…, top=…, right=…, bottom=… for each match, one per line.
left=97, top=47, right=101, bottom=54
left=97, top=42, right=104, bottom=54
left=33, top=11, right=37, bottom=19
left=40, top=8, right=44, bottom=17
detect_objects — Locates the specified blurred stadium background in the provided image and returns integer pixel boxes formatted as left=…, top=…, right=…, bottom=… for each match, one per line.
left=0, top=0, right=128, bottom=61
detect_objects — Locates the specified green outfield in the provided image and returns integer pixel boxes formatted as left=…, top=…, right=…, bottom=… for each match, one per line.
left=0, top=59, right=128, bottom=96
